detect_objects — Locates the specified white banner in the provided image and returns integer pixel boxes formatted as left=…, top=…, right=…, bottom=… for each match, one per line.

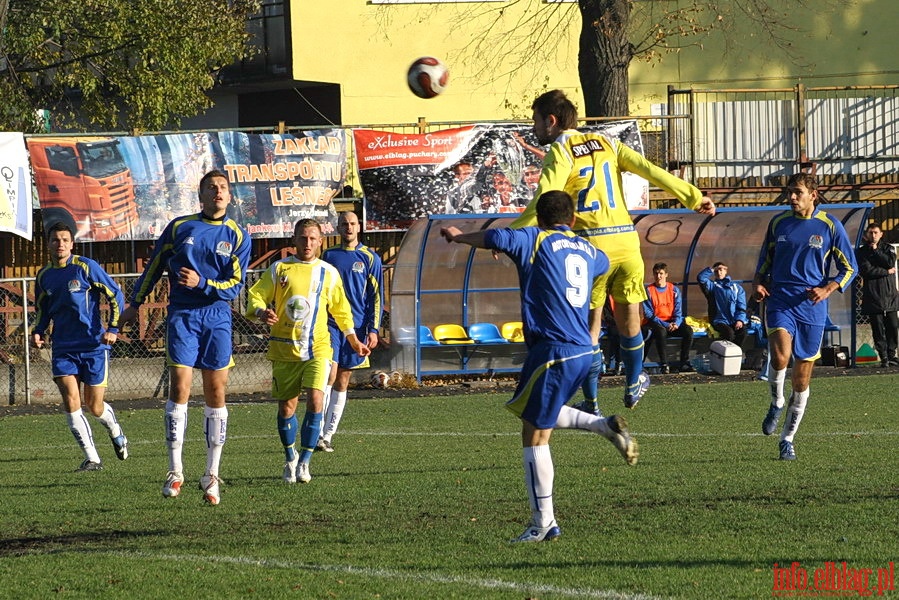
left=0, top=133, right=34, bottom=241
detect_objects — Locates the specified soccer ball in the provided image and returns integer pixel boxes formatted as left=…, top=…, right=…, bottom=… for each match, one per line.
left=371, top=371, right=390, bottom=388
left=407, top=57, right=449, bottom=99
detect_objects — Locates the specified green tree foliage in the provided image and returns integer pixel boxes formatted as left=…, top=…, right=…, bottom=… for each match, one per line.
left=0, top=0, right=260, bottom=132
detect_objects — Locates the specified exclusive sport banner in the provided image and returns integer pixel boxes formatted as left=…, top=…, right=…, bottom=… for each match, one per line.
left=27, top=130, right=346, bottom=242
left=354, top=122, right=649, bottom=232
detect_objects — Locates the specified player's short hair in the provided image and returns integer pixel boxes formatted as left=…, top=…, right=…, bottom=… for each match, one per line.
left=199, top=169, right=230, bottom=194
left=653, top=262, right=668, bottom=273
left=532, top=90, right=579, bottom=130
left=535, top=190, right=574, bottom=226
left=866, top=221, right=883, bottom=232
left=294, top=218, right=321, bottom=236
left=787, top=172, right=820, bottom=205
left=47, top=221, right=74, bottom=240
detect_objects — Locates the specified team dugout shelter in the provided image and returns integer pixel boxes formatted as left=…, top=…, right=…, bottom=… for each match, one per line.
left=389, top=204, right=873, bottom=381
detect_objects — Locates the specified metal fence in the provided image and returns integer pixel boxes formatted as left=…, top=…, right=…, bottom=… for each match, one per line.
left=2, top=270, right=277, bottom=406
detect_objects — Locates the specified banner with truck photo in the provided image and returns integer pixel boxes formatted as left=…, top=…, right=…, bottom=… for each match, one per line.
left=26, top=130, right=347, bottom=241
left=354, top=121, right=649, bottom=232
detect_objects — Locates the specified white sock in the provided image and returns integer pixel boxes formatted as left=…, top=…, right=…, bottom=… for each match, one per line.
left=96, top=402, right=122, bottom=439
left=770, top=368, right=787, bottom=408
left=164, top=400, right=188, bottom=474
left=781, top=388, right=809, bottom=442
left=204, top=406, right=228, bottom=478
left=322, top=384, right=333, bottom=416
left=523, top=445, right=555, bottom=528
left=554, top=405, right=614, bottom=438
left=323, top=390, right=347, bottom=442
left=67, top=408, right=100, bottom=463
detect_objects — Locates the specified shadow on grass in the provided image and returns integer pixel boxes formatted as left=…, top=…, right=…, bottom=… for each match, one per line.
left=0, top=530, right=164, bottom=557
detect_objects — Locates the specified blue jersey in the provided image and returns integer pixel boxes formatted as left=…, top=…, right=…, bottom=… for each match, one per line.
left=484, top=225, right=609, bottom=347
left=33, top=255, right=125, bottom=353
left=755, top=209, right=857, bottom=324
left=321, top=243, right=384, bottom=335
left=131, top=213, right=251, bottom=309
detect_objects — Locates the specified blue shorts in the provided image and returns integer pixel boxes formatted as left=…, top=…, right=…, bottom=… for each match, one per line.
left=329, top=324, right=370, bottom=370
left=52, top=348, right=109, bottom=387
left=766, top=308, right=825, bottom=362
left=505, top=341, right=593, bottom=429
left=167, top=304, right=234, bottom=370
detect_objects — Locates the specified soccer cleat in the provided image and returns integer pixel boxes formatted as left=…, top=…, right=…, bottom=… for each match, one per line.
left=511, top=521, right=562, bottom=543
left=200, top=473, right=221, bottom=505
left=111, top=434, right=129, bottom=461
left=779, top=440, right=797, bottom=461
left=283, top=455, right=299, bottom=483
left=623, top=370, right=650, bottom=409
left=297, top=462, right=312, bottom=483
left=75, top=459, right=103, bottom=472
left=762, top=402, right=784, bottom=436
left=316, top=437, right=334, bottom=453
left=659, top=364, right=670, bottom=374
left=679, top=362, right=695, bottom=373
left=606, top=415, right=639, bottom=466
left=162, top=471, right=184, bottom=498
left=571, top=400, right=602, bottom=417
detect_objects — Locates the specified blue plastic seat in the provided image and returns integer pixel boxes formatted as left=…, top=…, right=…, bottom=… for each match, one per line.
left=418, top=325, right=441, bottom=346
left=468, top=322, right=508, bottom=344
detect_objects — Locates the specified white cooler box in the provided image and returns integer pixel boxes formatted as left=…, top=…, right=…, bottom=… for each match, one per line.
left=710, top=340, right=743, bottom=376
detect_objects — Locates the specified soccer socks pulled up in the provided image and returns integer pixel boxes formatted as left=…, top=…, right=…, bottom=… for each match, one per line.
left=554, top=405, right=615, bottom=438
left=277, top=413, right=299, bottom=462
left=67, top=408, right=100, bottom=463
left=204, top=406, right=228, bottom=478
left=522, top=445, right=555, bottom=529
left=769, top=368, right=787, bottom=408
left=164, top=400, right=188, bottom=474
left=322, top=389, right=347, bottom=442
left=298, top=411, right=324, bottom=464
left=620, top=332, right=645, bottom=388
left=580, top=344, right=603, bottom=403
left=781, top=388, right=809, bottom=442
left=96, top=402, right=123, bottom=439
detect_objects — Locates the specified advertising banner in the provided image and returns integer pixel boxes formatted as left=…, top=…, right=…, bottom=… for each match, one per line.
left=0, top=132, right=34, bottom=241
left=355, top=121, right=648, bottom=231
left=26, top=130, right=346, bottom=241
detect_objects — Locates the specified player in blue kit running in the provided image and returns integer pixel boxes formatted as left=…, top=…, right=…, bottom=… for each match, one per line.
left=119, top=170, right=251, bottom=504
left=32, top=222, right=129, bottom=472
left=441, top=190, right=638, bottom=543
left=318, top=211, right=384, bottom=452
left=753, top=173, right=857, bottom=460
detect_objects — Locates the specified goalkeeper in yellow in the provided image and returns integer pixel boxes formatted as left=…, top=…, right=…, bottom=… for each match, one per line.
left=511, top=89, right=716, bottom=411
left=247, top=218, right=370, bottom=484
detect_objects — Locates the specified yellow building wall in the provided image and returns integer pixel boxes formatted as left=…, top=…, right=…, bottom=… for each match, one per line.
left=291, top=1, right=583, bottom=124
left=628, top=0, right=899, bottom=113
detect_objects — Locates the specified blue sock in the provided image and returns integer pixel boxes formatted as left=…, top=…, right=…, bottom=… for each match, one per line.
left=277, top=414, right=298, bottom=462
left=620, top=332, right=645, bottom=389
left=298, top=411, right=323, bottom=463
left=581, top=344, right=603, bottom=403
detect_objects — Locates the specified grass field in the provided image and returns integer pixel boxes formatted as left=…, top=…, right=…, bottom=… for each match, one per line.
left=1, top=373, right=897, bottom=599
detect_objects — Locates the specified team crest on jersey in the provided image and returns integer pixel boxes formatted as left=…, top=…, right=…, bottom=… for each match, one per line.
left=352, top=261, right=365, bottom=274
left=285, top=295, right=312, bottom=322
left=216, top=241, right=233, bottom=257
left=808, top=234, right=824, bottom=249
left=67, top=279, right=81, bottom=293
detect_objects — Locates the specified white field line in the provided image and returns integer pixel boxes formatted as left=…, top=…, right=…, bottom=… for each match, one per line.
left=2, top=428, right=898, bottom=455
left=80, top=550, right=668, bottom=600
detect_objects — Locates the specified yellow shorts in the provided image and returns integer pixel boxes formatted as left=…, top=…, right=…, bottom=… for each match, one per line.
left=271, top=357, right=330, bottom=400
left=590, top=254, right=648, bottom=310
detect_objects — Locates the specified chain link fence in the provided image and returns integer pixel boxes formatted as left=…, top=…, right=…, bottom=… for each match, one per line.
left=1, top=270, right=298, bottom=405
